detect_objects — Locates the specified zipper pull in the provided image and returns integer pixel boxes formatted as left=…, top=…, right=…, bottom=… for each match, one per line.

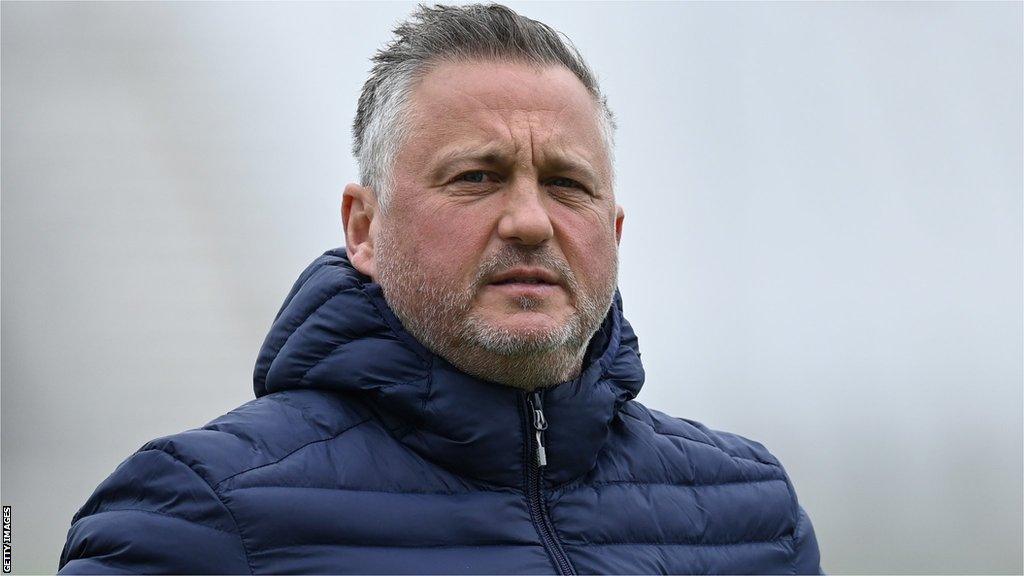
left=530, top=391, right=549, bottom=467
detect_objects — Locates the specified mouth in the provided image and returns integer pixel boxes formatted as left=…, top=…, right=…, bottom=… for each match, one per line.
left=490, top=277, right=554, bottom=286
left=486, top=267, right=562, bottom=287
left=483, top=267, right=565, bottom=300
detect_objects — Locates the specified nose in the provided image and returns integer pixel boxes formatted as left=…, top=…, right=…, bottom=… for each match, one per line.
left=497, top=179, right=554, bottom=246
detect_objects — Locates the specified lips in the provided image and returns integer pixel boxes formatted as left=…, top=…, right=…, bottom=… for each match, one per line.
left=486, top=267, right=561, bottom=287
left=491, top=277, right=552, bottom=285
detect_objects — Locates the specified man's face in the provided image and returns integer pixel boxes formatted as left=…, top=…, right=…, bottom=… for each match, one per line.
left=368, top=59, right=623, bottom=382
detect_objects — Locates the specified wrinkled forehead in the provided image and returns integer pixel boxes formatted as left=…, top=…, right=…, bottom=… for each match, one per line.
left=400, top=59, right=611, bottom=179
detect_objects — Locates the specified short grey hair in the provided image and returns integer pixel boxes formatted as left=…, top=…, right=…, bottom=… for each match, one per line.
left=352, top=2, right=617, bottom=212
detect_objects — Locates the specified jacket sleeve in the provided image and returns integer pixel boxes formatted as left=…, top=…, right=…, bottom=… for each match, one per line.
left=58, top=448, right=252, bottom=575
left=792, top=505, right=824, bottom=574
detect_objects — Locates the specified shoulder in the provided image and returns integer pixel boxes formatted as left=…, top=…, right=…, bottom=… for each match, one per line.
left=618, top=399, right=784, bottom=469
left=61, top=389, right=377, bottom=573
left=606, top=400, right=793, bottom=491
left=138, top=389, right=373, bottom=488
left=609, top=401, right=823, bottom=572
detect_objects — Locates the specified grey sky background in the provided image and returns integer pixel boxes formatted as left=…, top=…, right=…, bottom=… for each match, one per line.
left=2, top=2, right=1021, bottom=574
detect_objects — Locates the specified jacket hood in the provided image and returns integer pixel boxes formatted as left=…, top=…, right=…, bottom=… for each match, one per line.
left=253, top=247, right=645, bottom=488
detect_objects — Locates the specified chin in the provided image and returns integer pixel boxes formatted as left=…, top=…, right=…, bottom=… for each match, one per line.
left=493, top=310, right=570, bottom=331
left=463, top=312, right=580, bottom=355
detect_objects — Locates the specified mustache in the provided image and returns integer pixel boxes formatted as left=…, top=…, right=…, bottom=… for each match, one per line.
left=472, top=246, right=576, bottom=291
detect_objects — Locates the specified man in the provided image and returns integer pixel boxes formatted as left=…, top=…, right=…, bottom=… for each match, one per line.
left=59, top=3, right=822, bottom=574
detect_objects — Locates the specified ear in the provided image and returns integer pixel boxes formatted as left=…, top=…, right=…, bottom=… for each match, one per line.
left=614, top=204, right=625, bottom=246
left=341, top=183, right=379, bottom=280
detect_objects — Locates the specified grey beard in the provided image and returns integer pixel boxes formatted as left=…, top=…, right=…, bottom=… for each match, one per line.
left=374, top=233, right=617, bottom=390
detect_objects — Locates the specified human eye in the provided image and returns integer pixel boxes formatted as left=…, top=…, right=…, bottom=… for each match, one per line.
left=546, top=176, right=589, bottom=193
left=452, top=170, right=498, bottom=184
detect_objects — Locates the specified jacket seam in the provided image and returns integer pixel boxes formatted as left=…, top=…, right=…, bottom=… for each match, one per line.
left=143, top=448, right=255, bottom=575
left=620, top=410, right=781, bottom=468
left=255, top=262, right=353, bottom=384
left=262, top=541, right=544, bottom=549
left=362, top=283, right=432, bottom=365
left=790, top=507, right=804, bottom=575
left=270, top=254, right=336, bottom=323
left=261, top=283, right=360, bottom=387
left=359, top=281, right=434, bottom=433
left=296, top=336, right=377, bottom=387
left=72, top=508, right=238, bottom=536
left=561, top=534, right=796, bottom=547
left=421, top=355, right=434, bottom=431
left=596, top=296, right=624, bottom=374
left=225, top=484, right=508, bottom=496
left=570, top=477, right=788, bottom=492
left=212, top=416, right=373, bottom=489
left=783, top=472, right=803, bottom=574
left=259, top=391, right=342, bottom=428
left=373, top=424, right=508, bottom=491
left=292, top=289, right=368, bottom=385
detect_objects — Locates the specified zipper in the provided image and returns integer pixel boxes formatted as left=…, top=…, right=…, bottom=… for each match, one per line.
left=523, top=390, right=576, bottom=575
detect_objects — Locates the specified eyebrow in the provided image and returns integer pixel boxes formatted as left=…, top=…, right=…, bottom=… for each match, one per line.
left=429, top=142, right=602, bottom=185
left=429, top=143, right=515, bottom=175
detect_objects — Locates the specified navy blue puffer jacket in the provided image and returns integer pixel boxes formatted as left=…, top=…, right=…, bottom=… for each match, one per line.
left=59, top=248, right=823, bottom=574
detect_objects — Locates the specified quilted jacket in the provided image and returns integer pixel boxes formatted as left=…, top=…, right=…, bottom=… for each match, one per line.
left=58, top=248, right=823, bottom=574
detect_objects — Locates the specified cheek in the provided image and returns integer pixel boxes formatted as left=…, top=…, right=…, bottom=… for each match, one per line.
left=554, top=211, right=619, bottom=282
left=398, top=203, right=493, bottom=282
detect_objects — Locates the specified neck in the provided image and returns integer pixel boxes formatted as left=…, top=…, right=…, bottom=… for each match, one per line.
left=433, top=341, right=589, bottom=391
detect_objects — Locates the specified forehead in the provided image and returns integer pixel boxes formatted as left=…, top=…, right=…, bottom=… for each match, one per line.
left=401, top=59, right=609, bottom=175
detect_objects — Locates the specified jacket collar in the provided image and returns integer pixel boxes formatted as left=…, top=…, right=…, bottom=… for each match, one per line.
left=254, top=248, right=645, bottom=488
